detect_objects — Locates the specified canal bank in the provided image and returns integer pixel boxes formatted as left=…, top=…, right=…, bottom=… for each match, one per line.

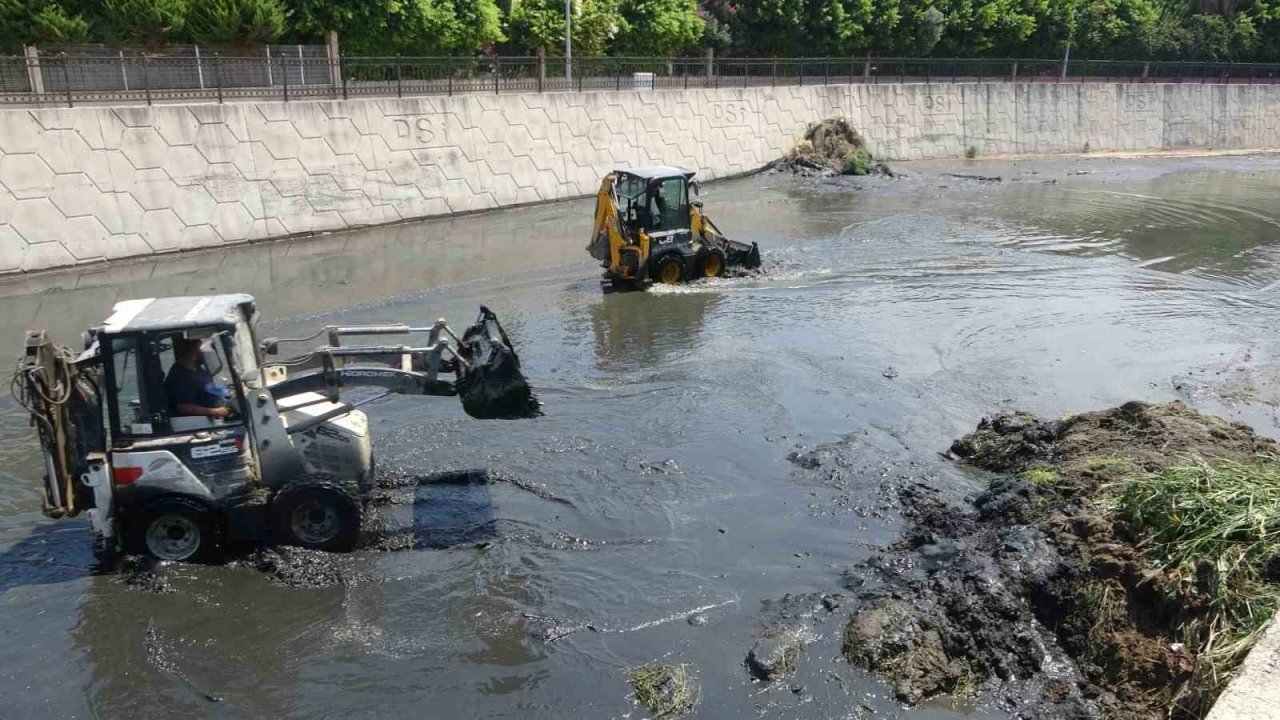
left=2, top=82, right=1280, bottom=274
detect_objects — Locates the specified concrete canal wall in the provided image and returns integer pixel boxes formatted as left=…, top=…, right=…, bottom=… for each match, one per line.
left=2, top=81, right=1279, bottom=274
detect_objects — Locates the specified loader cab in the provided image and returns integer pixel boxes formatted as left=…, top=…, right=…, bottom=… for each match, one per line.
left=616, top=167, right=698, bottom=239
left=96, top=295, right=259, bottom=445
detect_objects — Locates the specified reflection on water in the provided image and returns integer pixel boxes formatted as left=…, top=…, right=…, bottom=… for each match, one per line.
left=3, top=154, right=1280, bottom=719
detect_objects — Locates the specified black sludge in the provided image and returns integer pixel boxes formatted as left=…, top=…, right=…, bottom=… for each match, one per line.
left=456, top=308, right=541, bottom=420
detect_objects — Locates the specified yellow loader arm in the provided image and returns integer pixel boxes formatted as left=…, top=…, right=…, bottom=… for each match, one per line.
left=586, top=174, right=648, bottom=280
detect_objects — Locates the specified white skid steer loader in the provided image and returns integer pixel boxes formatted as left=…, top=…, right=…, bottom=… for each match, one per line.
left=14, top=294, right=538, bottom=564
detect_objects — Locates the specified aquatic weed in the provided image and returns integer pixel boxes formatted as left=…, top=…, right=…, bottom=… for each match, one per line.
left=628, top=662, right=698, bottom=718
left=1020, top=465, right=1059, bottom=488
left=1108, top=454, right=1280, bottom=714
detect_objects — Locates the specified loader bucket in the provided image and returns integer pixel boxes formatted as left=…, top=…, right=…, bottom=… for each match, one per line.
left=456, top=307, right=541, bottom=420
left=726, top=240, right=762, bottom=271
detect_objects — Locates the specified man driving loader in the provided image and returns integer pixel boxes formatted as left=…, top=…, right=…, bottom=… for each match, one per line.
left=165, top=337, right=232, bottom=419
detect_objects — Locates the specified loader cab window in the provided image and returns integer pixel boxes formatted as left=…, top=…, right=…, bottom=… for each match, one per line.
left=105, top=329, right=243, bottom=440
left=649, top=178, right=689, bottom=233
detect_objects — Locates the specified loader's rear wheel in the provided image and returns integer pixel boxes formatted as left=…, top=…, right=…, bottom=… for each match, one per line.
left=697, top=250, right=727, bottom=278
left=132, top=497, right=218, bottom=563
left=653, top=254, right=686, bottom=285
left=271, top=479, right=361, bottom=552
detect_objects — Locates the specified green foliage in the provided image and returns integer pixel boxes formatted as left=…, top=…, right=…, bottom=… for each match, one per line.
left=287, top=0, right=502, bottom=55
left=96, top=0, right=189, bottom=47
left=1109, top=454, right=1280, bottom=710
left=186, top=0, right=285, bottom=46
left=0, top=0, right=89, bottom=51
left=509, top=0, right=622, bottom=55
left=614, top=0, right=703, bottom=55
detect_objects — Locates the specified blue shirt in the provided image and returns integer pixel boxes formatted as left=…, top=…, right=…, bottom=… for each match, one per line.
left=164, top=363, right=229, bottom=414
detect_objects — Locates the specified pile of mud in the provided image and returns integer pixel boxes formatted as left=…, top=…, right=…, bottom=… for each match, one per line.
left=769, top=118, right=892, bottom=177
left=841, top=401, right=1277, bottom=719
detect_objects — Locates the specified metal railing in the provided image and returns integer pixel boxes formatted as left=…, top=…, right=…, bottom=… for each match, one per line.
left=3, top=55, right=1279, bottom=108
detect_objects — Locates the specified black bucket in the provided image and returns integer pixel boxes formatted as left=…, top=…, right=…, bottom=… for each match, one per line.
left=456, top=307, right=541, bottom=420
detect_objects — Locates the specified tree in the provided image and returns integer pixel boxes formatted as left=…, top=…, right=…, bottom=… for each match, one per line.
left=186, top=0, right=285, bottom=46
left=508, top=0, right=623, bottom=55
left=96, top=0, right=189, bottom=47
left=288, top=0, right=502, bottom=55
left=614, top=0, right=703, bottom=55
left=447, top=0, right=506, bottom=54
left=0, top=0, right=89, bottom=51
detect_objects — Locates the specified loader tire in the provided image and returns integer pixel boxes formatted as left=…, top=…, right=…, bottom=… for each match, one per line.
left=270, top=478, right=361, bottom=552
left=696, top=249, right=727, bottom=278
left=130, top=497, right=220, bottom=563
left=652, top=254, right=686, bottom=285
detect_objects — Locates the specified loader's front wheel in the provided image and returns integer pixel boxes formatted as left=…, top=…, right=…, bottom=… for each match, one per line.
left=271, top=479, right=361, bottom=552
left=653, top=254, right=686, bottom=285
left=697, top=250, right=727, bottom=278
left=132, top=497, right=219, bottom=563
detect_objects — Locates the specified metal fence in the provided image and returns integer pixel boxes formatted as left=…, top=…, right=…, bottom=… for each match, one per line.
left=3, top=55, right=1280, bottom=107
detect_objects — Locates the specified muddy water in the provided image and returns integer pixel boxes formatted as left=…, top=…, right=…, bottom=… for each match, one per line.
left=3, top=154, right=1280, bottom=719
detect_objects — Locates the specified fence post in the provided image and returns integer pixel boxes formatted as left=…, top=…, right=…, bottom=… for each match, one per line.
left=143, top=54, right=152, bottom=106
left=61, top=54, right=72, bottom=108
left=1011, top=61, right=1018, bottom=83
left=265, top=46, right=273, bottom=86
left=214, top=53, right=223, bottom=103
left=537, top=48, right=545, bottom=92
left=281, top=53, right=289, bottom=101
left=395, top=56, right=402, bottom=98
left=705, top=47, right=713, bottom=80
left=341, top=55, right=348, bottom=99
left=326, top=30, right=342, bottom=92
left=119, top=50, right=129, bottom=91
left=24, top=45, right=44, bottom=98
left=297, top=44, right=306, bottom=86
left=195, top=44, right=206, bottom=90
left=494, top=56, right=500, bottom=94
left=824, top=60, right=829, bottom=86
left=772, top=60, right=777, bottom=87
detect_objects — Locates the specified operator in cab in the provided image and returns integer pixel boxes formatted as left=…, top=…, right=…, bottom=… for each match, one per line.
left=165, top=337, right=232, bottom=419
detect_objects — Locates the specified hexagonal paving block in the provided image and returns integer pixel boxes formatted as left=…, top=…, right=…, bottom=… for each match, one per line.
left=0, top=225, right=25, bottom=272
left=151, top=107, right=201, bottom=146
left=35, top=129, right=94, bottom=175
left=0, top=154, right=56, bottom=199
left=171, top=186, right=218, bottom=226
left=94, top=192, right=146, bottom=235
left=8, top=198, right=66, bottom=246
left=193, top=122, right=246, bottom=165
left=0, top=112, right=44, bottom=154
left=139, top=208, right=185, bottom=252
left=160, top=145, right=211, bottom=185
left=21, top=240, right=75, bottom=272
left=61, top=215, right=114, bottom=261
left=130, top=168, right=178, bottom=211
left=209, top=202, right=256, bottom=243
left=119, top=127, right=169, bottom=170
left=49, top=173, right=101, bottom=218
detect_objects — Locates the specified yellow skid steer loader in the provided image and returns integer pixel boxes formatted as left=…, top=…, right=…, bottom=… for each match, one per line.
left=587, top=167, right=761, bottom=291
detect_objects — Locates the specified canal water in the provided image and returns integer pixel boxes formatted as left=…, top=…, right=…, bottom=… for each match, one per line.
left=2, top=154, right=1279, bottom=719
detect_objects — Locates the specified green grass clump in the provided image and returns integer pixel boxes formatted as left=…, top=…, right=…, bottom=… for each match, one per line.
left=1021, top=465, right=1059, bottom=488
left=965, top=146, right=979, bottom=159
left=1109, top=454, right=1280, bottom=706
left=629, top=663, right=698, bottom=718
left=842, top=148, right=871, bottom=176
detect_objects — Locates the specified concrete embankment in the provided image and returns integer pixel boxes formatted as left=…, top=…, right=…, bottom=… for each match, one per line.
left=1, top=82, right=1279, bottom=273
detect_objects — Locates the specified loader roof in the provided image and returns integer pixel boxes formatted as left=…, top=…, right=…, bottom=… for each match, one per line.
left=617, top=166, right=696, bottom=181
left=100, top=294, right=256, bottom=333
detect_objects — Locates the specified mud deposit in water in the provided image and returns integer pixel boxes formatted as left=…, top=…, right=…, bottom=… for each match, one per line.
left=840, top=402, right=1277, bottom=719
